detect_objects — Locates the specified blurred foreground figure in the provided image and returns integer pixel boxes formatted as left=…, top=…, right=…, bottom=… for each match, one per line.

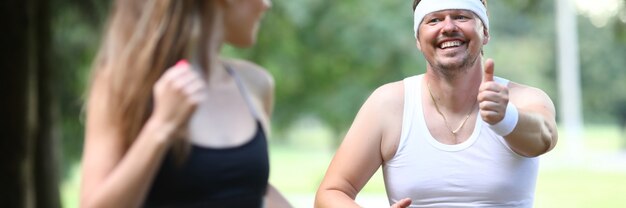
left=80, top=0, right=292, bottom=207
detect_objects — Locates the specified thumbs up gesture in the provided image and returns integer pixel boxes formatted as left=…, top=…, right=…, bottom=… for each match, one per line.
left=478, top=58, right=509, bottom=125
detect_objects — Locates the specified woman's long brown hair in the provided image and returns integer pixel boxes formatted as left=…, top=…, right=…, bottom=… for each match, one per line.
left=87, top=0, right=216, bottom=161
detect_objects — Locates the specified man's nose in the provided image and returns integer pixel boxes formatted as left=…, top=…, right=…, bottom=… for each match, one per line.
left=441, top=17, right=459, bottom=34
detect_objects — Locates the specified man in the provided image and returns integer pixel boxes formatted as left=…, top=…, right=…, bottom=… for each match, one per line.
left=315, top=0, right=558, bottom=207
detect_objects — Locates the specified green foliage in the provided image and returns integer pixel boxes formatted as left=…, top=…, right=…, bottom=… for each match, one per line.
left=577, top=17, right=626, bottom=123
left=51, top=0, right=110, bottom=178
left=486, top=0, right=558, bottom=102
left=229, top=0, right=568, bottom=140
left=229, top=0, right=424, bottom=139
left=53, top=0, right=626, bottom=170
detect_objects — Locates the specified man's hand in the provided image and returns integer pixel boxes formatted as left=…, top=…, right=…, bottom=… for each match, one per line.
left=390, top=198, right=411, bottom=208
left=478, top=58, right=509, bottom=125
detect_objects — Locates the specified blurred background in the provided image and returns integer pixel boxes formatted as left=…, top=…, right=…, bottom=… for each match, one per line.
left=2, top=0, right=626, bottom=207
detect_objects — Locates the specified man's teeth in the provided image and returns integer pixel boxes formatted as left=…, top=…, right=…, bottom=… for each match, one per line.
left=440, top=41, right=463, bottom=49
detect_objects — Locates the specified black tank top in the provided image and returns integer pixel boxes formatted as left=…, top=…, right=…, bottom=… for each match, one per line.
left=143, top=65, right=270, bottom=207
left=143, top=121, right=269, bottom=208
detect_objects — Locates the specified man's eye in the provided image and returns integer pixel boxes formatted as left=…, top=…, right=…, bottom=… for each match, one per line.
left=454, top=15, right=469, bottom=20
left=427, top=18, right=441, bottom=23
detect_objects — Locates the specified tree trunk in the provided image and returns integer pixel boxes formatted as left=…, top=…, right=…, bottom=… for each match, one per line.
left=556, top=0, right=584, bottom=155
left=0, top=0, right=60, bottom=207
left=33, top=0, right=62, bottom=206
left=0, top=0, right=33, bottom=206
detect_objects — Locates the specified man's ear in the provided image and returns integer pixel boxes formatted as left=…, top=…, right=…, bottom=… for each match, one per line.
left=483, top=28, right=490, bottom=45
left=416, top=38, right=422, bottom=50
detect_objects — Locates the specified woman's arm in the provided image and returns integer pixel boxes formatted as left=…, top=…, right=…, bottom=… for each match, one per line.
left=80, top=64, right=205, bottom=208
left=264, top=184, right=292, bottom=208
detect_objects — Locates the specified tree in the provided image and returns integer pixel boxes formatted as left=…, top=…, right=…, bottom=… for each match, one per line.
left=0, top=0, right=61, bottom=207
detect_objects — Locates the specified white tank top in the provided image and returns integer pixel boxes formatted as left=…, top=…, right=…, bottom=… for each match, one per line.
left=382, top=75, right=539, bottom=208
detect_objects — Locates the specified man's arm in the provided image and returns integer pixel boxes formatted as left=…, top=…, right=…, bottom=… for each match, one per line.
left=478, top=59, right=558, bottom=157
left=505, top=84, right=558, bottom=157
left=315, top=84, right=403, bottom=207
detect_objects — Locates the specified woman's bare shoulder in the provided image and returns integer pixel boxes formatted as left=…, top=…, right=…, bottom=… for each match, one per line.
left=222, top=58, right=273, bottom=89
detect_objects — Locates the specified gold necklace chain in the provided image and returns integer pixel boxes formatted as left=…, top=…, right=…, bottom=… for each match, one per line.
left=427, top=82, right=477, bottom=135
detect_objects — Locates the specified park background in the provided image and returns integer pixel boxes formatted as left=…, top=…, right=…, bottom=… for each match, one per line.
left=2, top=0, right=626, bottom=207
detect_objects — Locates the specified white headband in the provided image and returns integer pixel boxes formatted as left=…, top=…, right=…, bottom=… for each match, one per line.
left=413, top=0, right=489, bottom=39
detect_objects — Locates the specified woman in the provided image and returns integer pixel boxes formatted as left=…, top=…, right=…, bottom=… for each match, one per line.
left=79, top=0, right=291, bottom=207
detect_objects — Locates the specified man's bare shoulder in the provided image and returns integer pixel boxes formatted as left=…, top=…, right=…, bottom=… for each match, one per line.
left=508, top=81, right=555, bottom=110
left=361, top=80, right=406, bottom=127
left=369, top=80, right=406, bottom=161
left=368, top=80, right=405, bottom=107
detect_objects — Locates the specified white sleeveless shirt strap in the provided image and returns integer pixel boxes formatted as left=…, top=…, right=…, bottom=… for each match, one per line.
left=398, top=75, right=420, bottom=154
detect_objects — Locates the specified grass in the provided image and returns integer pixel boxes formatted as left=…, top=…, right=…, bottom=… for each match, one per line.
left=535, top=168, right=626, bottom=208
left=62, top=165, right=81, bottom=208
left=62, top=124, right=626, bottom=207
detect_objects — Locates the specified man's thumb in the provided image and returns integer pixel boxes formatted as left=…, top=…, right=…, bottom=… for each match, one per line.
left=483, top=58, right=495, bottom=82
